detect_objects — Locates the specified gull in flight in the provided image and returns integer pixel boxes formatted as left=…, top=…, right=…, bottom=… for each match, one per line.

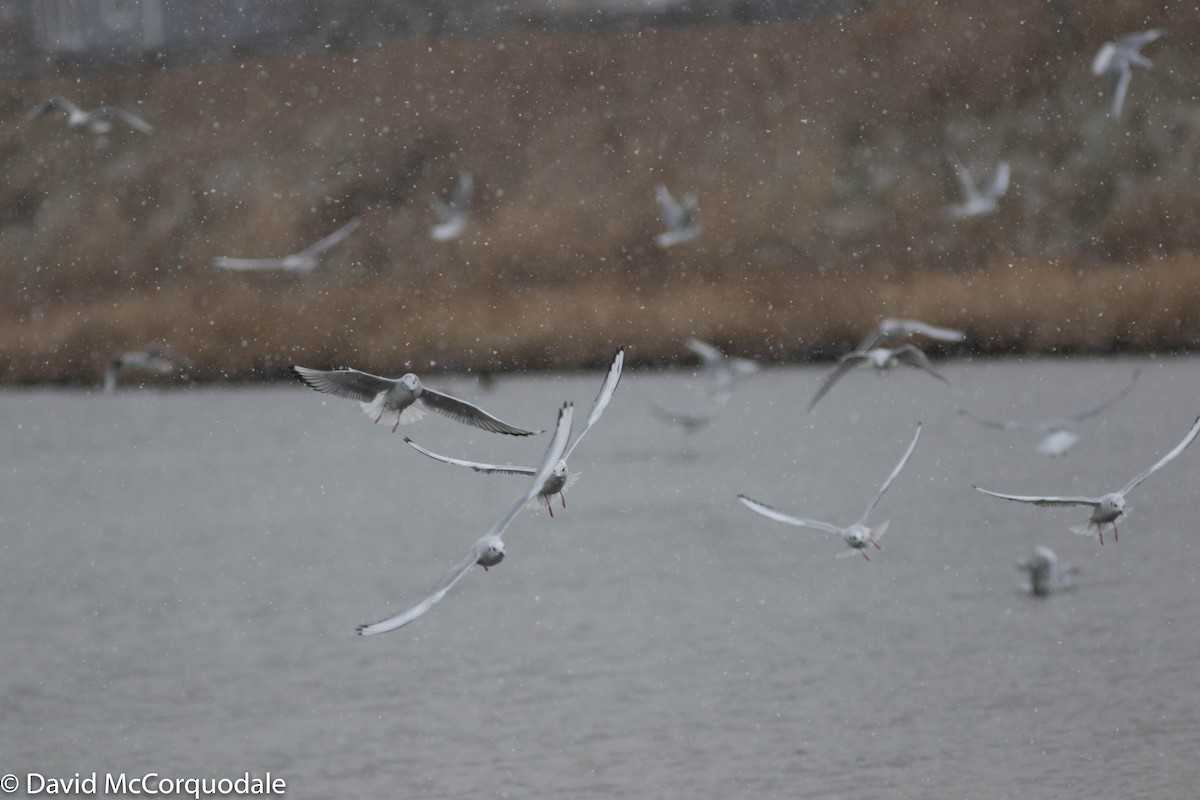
left=654, top=184, right=700, bottom=248
left=291, top=365, right=539, bottom=435
left=429, top=171, right=473, bottom=241
left=959, top=369, right=1141, bottom=457
left=686, top=339, right=759, bottom=400
left=1017, top=546, right=1079, bottom=597
left=808, top=345, right=949, bottom=412
left=26, top=96, right=153, bottom=135
left=856, top=318, right=967, bottom=353
left=403, top=348, right=624, bottom=516
left=103, top=345, right=189, bottom=393
left=211, top=217, right=361, bottom=273
left=738, top=424, right=922, bottom=560
left=1092, top=29, right=1165, bottom=119
left=356, top=402, right=575, bottom=636
left=649, top=399, right=723, bottom=437
left=948, top=153, right=1010, bottom=218
left=975, top=414, right=1200, bottom=545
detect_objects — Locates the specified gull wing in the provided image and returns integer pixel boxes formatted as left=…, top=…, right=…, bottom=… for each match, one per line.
left=418, top=386, right=540, bottom=436
left=957, top=407, right=1028, bottom=432
left=291, top=365, right=396, bottom=404
left=211, top=256, right=296, bottom=271
left=1118, top=28, right=1165, bottom=56
left=859, top=318, right=966, bottom=351
left=1120, top=415, right=1200, bottom=495
left=297, top=217, right=362, bottom=258
left=686, top=338, right=725, bottom=367
left=563, top=347, right=624, bottom=459
left=26, top=96, right=78, bottom=121
left=892, top=345, right=949, bottom=383
left=808, top=352, right=868, bottom=412
left=1109, top=66, right=1132, bottom=118
left=356, top=403, right=573, bottom=636
left=984, top=162, right=1010, bottom=201
left=1092, top=42, right=1118, bottom=76
left=974, top=486, right=1100, bottom=508
left=450, top=171, right=474, bottom=209
left=403, top=437, right=535, bottom=476
left=1067, top=368, right=1140, bottom=423
left=655, top=184, right=683, bottom=226
left=94, top=106, right=154, bottom=134
left=857, top=423, right=922, bottom=525
left=947, top=152, right=980, bottom=202
left=738, top=495, right=843, bottom=536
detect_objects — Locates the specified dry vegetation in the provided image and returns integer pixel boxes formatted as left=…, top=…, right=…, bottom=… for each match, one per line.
left=1, top=0, right=1198, bottom=385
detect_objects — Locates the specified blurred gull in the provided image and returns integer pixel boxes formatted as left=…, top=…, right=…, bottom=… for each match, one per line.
left=654, top=184, right=700, bottom=248
left=1092, top=29, right=1165, bottom=119
left=686, top=338, right=759, bottom=400
left=26, top=96, right=153, bottom=135
left=291, top=364, right=539, bottom=435
left=429, top=171, right=473, bottom=242
left=356, top=402, right=574, bottom=636
left=649, top=400, right=723, bottom=437
left=856, top=317, right=967, bottom=353
left=211, top=217, right=361, bottom=273
left=1017, top=546, right=1079, bottom=597
left=975, top=414, right=1200, bottom=545
left=739, top=424, right=922, bottom=560
left=948, top=153, right=1009, bottom=218
left=103, top=345, right=189, bottom=394
left=808, top=344, right=949, bottom=412
left=959, top=369, right=1140, bottom=457
left=403, top=348, right=624, bottom=516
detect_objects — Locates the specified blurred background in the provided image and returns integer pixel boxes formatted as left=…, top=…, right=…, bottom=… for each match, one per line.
left=0, top=0, right=1197, bottom=384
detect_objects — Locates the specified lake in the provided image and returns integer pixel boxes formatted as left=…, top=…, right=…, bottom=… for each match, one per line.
left=4, top=355, right=1199, bottom=798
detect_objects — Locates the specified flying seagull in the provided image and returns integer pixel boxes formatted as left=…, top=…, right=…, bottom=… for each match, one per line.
left=26, top=96, right=153, bottom=135
left=975, top=414, right=1200, bottom=545
left=1092, top=29, right=1165, bottom=119
left=291, top=365, right=539, bottom=435
left=856, top=318, right=967, bottom=353
left=211, top=218, right=361, bottom=273
left=738, top=424, right=922, bottom=560
left=959, top=369, right=1141, bottom=457
left=686, top=339, right=759, bottom=401
left=103, top=345, right=189, bottom=393
left=429, top=171, right=473, bottom=242
left=808, top=345, right=949, bottom=412
left=403, top=348, right=624, bottom=516
left=654, top=184, right=701, bottom=248
left=948, top=153, right=1010, bottom=219
left=356, top=402, right=574, bottom=636
left=1017, top=546, right=1079, bottom=597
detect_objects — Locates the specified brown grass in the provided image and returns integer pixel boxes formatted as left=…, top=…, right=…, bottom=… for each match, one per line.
left=1, top=0, right=1198, bottom=384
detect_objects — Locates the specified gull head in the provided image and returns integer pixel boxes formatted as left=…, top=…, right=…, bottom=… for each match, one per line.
left=552, top=460, right=568, bottom=479
left=399, top=373, right=421, bottom=392
left=477, top=538, right=505, bottom=569
left=867, top=348, right=895, bottom=369
left=1095, top=493, right=1127, bottom=523
left=844, top=525, right=868, bottom=549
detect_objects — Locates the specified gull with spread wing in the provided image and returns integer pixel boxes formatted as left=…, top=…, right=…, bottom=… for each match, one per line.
left=103, top=345, right=190, bottom=393
left=212, top=218, right=361, bottom=273
left=26, top=96, right=153, bottom=135
left=403, top=348, right=624, bottom=516
left=429, top=171, right=473, bottom=242
left=291, top=365, right=539, bottom=435
left=960, top=369, right=1140, bottom=457
left=948, top=153, right=1010, bottom=219
left=738, top=424, right=922, bottom=560
left=856, top=318, right=967, bottom=353
left=975, top=414, right=1200, bottom=545
left=1092, top=29, right=1165, bottom=119
left=686, top=339, right=759, bottom=400
left=655, top=184, right=701, bottom=248
left=808, top=345, right=949, bottom=412
left=356, top=402, right=574, bottom=636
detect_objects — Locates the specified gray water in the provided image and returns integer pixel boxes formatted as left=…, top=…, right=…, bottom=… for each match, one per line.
left=4, top=356, right=1199, bottom=799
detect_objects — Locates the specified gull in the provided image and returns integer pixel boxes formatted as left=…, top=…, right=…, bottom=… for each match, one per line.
left=291, top=365, right=539, bottom=435
left=1017, top=546, right=1079, bottom=597
left=808, top=345, right=949, bottom=412
left=211, top=217, right=361, bottom=272
left=975, top=414, right=1200, bottom=545
left=26, top=96, right=153, bottom=135
left=959, top=369, right=1141, bottom=457
left=402, top=348, right=624, bottom=516
left=356, top=402, right=574, bottom=636
left=103, top=345, right=189, bottom=393
left=948, top=153, right=1010, bottom=218
left=686, top=339, right=759, bottom=400
left=429, top=171, right=473, bottom=241
left=649, top=400, right=722, bottom=437
left=739, top=424, right=922, bottom=560
left=856, top=318, right=967, bottom=353
left=1092, top=29, right=1165, bottom=119
left=654, top=184, right=700, bottom=248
